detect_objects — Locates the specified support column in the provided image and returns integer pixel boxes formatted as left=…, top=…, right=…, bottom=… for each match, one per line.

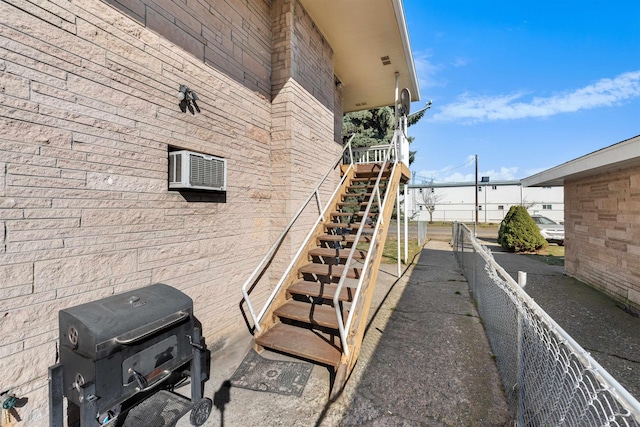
left=397, top=183, right=401, bottom=277
left=404, top=183, right=408, bottom=263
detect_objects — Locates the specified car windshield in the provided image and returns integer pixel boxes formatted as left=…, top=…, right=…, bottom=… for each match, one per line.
left=534, top=216, right=557, bottom=225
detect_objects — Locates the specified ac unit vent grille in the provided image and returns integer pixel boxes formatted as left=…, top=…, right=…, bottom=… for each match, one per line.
left=189, top=154, right=225, bottom=189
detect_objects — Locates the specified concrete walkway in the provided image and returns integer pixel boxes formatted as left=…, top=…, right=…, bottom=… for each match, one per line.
left=175, top=235, right=640, bottom=426
left=336, top=240, right=508, bottom=426
left=177, top=239, right=509, bottom=427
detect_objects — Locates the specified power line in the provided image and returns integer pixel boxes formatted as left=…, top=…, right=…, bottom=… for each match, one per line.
left=414, top=155, right=475, bottom=183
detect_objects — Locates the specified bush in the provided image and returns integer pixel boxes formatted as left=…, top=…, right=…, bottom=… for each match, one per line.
left=498, top=206, right=547, bottom=252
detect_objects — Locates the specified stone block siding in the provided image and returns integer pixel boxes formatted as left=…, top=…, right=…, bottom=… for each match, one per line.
left=565, top=164, right=640, bottom=311
left=270, top=0, right=340, bottom=259
left=105, top=0, right=272, bottom=97
left=0, top=0, right=341, bottom=424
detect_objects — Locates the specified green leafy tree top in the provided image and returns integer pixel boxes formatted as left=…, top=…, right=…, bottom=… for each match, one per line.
left=343, top=106, right=426, bottom=165
left=497, top=206, right=547, bottom=252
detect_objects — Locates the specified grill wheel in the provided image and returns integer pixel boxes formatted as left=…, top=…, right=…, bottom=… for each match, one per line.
left=189, top=398, right=212, bottom=426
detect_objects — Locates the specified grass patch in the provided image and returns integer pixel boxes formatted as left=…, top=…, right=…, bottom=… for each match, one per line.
left=379, top=237, right=423, bottom=264
left=525, top=244, right=565, bottom=266
left=358, top=237, right=423, bottom=264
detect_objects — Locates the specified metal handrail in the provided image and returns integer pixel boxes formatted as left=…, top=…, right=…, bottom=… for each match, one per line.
left=333, top=141, right=399, bottom=356
left=242, top=135, right=356, bottom=332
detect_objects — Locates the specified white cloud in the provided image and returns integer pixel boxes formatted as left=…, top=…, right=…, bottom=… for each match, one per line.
left=433, top=70, right=640, bottom=123
left=414, top=165, right=519, bottom=183
left=482, top=167, right=519, bottom=181
left=452, top=56, right=471, bottom=67
left=413, top=51, right=444, bottom=90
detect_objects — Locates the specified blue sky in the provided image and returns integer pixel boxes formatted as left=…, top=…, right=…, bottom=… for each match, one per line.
left=403, top=0, right=640, bottom=184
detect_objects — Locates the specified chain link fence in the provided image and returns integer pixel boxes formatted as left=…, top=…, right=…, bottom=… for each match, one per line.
left=452, top=222, right=640, bottom=426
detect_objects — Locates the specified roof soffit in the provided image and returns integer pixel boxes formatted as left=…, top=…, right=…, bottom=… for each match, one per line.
left=298, top=0, right=420, bottom=112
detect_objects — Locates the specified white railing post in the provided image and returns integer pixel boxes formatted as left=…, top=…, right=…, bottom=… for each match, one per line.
left=315, top=188, right=322, bottom=214
left=396, top=183, right=401, bottom=277
left=404, top=183, right=408, bottom=263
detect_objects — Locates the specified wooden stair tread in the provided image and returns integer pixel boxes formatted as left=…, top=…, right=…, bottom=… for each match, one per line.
left=331, top=211, right=365, bottom=217
left=354, top=163, right=394, bottom=172
left=354, top=172, right=392, bottom=179
left=342, top=192, right=380, bottom=198
left=255, top=323, right=342, bottom=368
left=351, top=177, right=388, bottom=183
left=274, top=300, right=346, bottom=329
left=299, top=263, right=362, bottom=278
left=317, top=234, right=371, bottom=243
left=337, top=201, right=379, bottom=207
left=309, top=248, right=367, bottom=259
left=288, top=281, right=355, bottom=302
left=325, top=222, right=374, bottom=230
left=347, top=184, right=386, bottom=190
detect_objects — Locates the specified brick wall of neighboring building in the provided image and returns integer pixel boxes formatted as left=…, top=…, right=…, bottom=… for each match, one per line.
left=0, top=0, right=342, bottom=423
left=565, top=164, right=640, bottom=311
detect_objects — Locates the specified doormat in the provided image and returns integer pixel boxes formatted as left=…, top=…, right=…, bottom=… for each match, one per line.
left=229, top=350, right=313, bottom=397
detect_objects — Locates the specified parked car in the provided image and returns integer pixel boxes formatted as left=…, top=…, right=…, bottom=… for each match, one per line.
left=531, top=215, right=564, bottom=245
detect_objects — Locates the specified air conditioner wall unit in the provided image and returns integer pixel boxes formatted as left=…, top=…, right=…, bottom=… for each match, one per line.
left=169, top=150, right=227, bottom=191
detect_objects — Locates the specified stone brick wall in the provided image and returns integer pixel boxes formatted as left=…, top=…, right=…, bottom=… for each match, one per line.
left=0, top=0, right=342, bottom=423
left=565, top=164, right=640, bottom=311
left=270, top=0, right=341, bottom=259
left=105, top=0, right=272, bottom=97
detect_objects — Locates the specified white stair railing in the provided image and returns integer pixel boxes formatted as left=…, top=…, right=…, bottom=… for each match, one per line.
left=344, top=144, right=396, bottom=165
left=242, top=135, right=356, bottom=332
left=333, top=140, right=400, bottom=357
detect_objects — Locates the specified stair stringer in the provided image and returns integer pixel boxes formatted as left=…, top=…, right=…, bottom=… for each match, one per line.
left=253, top=166, right=358, bottom=338
left=329, top=164, right=404, bottom=399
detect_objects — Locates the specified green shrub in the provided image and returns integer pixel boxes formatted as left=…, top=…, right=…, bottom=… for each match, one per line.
left=498, top=206, right=547, bottom=252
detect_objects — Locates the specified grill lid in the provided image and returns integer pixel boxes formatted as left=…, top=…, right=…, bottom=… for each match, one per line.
left=59, top=283, right=193, bottom=359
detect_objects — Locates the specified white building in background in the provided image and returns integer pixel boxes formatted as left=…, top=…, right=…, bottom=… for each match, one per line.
left=406, top=180, right=564, bottom=224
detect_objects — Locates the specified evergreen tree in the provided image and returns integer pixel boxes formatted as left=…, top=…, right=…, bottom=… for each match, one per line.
left=342, top=106, right=426, bottom=165
left=497, top=206, right=547, bottom=252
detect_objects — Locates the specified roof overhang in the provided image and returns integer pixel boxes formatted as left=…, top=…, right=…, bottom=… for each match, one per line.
left=299, top=0, right=420, bottom=112
left=522, top=135, right=640, bottom=187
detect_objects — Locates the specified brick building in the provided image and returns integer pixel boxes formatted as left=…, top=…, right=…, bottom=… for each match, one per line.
left=0, top=0, right=419, bottom=424
left=522, top=135, right=640, bottom=313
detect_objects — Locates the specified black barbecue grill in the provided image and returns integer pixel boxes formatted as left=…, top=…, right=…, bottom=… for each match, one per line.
left=48, top=284, right=212, bottom=427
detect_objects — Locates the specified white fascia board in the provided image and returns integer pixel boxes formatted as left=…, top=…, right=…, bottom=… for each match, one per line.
left=522, top=135, right=640, bottom=187
left=391, top=0, right=420, bottom=102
